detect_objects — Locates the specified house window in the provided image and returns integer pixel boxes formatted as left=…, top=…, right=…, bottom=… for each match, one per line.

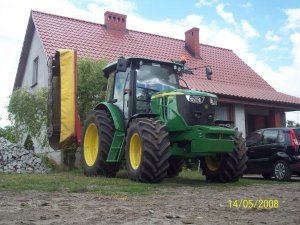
left=32, top=56, right=39, bottom=87
left=215, top=106, right=230, bottom=120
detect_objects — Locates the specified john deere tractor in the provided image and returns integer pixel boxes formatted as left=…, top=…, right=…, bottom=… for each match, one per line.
left=48, top=50, right=247, bottom=183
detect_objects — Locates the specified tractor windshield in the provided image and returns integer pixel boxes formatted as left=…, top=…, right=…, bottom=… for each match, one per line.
left=135, top=63, right=179, bottom=113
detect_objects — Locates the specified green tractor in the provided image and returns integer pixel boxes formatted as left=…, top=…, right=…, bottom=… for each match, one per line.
left=48, top=50, right=247, bottom=183
left=81, top=56, right=247, bottom=182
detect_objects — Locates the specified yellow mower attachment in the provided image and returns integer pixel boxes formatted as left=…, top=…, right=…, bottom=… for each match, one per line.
left=48, top=49, right=81, bottom=150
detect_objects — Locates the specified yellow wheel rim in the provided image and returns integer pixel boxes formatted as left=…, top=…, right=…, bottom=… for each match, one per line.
left=205, top=156, right=221, bottom=171
left=129, top=132, right=142, bottom=170
left=83, top=123, right=99, bottom=166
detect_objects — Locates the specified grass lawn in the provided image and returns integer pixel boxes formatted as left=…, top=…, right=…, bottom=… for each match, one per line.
left=0, top=169, right=282, bottom=196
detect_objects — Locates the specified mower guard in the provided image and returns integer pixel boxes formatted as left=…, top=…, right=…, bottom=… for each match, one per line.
left=48, top=49, right=81, bottom=150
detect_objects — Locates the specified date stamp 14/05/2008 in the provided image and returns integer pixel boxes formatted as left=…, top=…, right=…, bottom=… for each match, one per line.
left=228, top=199, right=279, bottom=209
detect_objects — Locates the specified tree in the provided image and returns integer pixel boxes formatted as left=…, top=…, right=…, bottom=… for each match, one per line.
left=77, top=59, right=108, bottom=121
left=287, top=120, right=300, bottom=128
left=7, top=87, right=48, bottom=147
left=0, top=126, right=17, bottom=143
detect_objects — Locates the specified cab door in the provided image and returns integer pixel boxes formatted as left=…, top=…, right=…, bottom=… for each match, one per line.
left=106, top=69, right=130, bottom=123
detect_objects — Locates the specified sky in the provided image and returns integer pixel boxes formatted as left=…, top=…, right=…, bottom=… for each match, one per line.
left=0, top=0, right=300, bottom=127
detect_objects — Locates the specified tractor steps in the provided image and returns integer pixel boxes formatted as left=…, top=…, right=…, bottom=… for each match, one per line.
left=106, top=130, right=125, bottom=162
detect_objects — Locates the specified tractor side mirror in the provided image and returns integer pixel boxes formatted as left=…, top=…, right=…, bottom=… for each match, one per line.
left=205, top=66, right=213, bottom=80
left=116, top=57, right=127, bottom=72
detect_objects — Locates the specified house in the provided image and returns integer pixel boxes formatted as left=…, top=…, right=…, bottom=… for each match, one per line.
left=14, top=10, right=300, bottom=141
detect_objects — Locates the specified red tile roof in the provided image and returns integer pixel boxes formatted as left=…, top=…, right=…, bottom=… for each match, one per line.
left=15, top=10, right=300, bottom=108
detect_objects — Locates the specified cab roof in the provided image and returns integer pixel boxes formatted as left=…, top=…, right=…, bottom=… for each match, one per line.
left=102, top=57, right=183, bottom=78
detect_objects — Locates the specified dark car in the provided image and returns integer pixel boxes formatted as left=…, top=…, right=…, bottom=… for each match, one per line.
left=245, top=127, right=300, bottom=181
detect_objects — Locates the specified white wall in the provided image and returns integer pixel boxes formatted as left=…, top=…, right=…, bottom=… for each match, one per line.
left=22, top=29, right=48, bottom=88
left=234, top=104, right=246, bottom=137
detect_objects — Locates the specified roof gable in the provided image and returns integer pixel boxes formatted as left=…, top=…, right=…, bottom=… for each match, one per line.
left=14, top=10, right=300, bottom=108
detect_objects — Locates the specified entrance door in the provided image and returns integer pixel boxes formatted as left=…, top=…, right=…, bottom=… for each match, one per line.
left=247, top=115, right=268, bottom=134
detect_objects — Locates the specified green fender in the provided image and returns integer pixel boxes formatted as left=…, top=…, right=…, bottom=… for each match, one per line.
left=94, top=102, right=126, bottom=162
left=94, top=102, right=125, bottom=132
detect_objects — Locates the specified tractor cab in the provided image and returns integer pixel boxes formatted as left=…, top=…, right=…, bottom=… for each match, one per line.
left=103, top=57, right=184, bottom=121
left=103, top=57, right=218, bottom=128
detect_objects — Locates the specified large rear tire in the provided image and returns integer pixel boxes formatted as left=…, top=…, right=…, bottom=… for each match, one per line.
left=81, top=110, right=120, bottom=177
left=125, top=118, right=170, bottom=183
left=166, top=157, right=184, bottom=178
left=200, top=132, right=248, bottom=182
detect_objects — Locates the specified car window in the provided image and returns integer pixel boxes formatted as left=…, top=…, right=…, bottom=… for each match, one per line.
left=277, top=130, right=285, bottom=143
left=246, top=131, right=262, bottom=146
left=262, top=130, right=278, bottom=144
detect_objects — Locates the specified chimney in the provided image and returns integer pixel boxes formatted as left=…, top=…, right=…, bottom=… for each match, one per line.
left=104, top=11, right=127, bottom=31
left=185, top=27, right=200, bottom=58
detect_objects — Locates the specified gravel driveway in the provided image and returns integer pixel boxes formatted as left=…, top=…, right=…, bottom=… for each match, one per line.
left=0, top=178, right=299, bottom=225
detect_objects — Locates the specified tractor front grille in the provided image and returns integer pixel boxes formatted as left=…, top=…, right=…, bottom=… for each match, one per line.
left=176, top=95, right=215, bottom=126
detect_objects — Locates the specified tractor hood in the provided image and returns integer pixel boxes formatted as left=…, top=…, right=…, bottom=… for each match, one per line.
left=151, top=89, right=217, bottom=100
left=150, top=88, right=218, bottom=128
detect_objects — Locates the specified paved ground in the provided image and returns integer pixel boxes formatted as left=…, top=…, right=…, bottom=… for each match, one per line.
left=243, top=174, right=300, bottom=181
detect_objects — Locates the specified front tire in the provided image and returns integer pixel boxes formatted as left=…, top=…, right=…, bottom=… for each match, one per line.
left=81, top=110, right=120, bottom=177
left=200, top=131, right=248, bottom=182
left=273, top=160, right=291, bottom=181
left=125, top=118, right=170, bottom=183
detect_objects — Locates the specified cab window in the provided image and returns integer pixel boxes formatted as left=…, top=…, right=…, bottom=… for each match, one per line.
left=135, top=63, right=179, bottom=113
left=106, top=72, right=115, bottom=101
left=113, top=69, right=130, bottom=118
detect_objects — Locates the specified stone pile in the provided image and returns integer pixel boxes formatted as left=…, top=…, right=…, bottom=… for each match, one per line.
left=0, top=137, right=49, bottom=173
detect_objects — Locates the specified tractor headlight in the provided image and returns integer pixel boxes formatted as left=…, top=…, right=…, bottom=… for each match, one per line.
left=186, top=95, right=205, bottom=104
left=210, top=97, right=217, bottom=106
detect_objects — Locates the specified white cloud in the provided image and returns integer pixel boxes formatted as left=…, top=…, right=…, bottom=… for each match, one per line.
left=215, top=6, right=259, bottom=39
left=195, top=0, right=218, bottom=7
left=290, top=32, right=300, bottom=71
left=241, top=19, right=259, bottom=38
left=284, top=8, right=300, bottom=30
left=286, top=111, right=300, bottom=124
left=241, top=2, right=252, bottom=8
left=265, top=30, right=281, bottom=42
left=216, top=3, right=238, bottom=28
left=91, top=0, right=136, bottom=14
left=263, top=45, right=278, bottom=52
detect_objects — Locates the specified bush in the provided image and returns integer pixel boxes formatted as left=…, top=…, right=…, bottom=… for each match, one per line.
left=24, top=135, right=34, bottom=150
left=0, top=126, right=17, bottom=143
left=7, top=87, right=48, bottom=147
left=77, top=59, right=108, bottom=121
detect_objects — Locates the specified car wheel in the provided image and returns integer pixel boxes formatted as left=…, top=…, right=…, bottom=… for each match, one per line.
left=262, top=173, right=272, bottom=179
left=273, top=160, right=291, bottom=181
